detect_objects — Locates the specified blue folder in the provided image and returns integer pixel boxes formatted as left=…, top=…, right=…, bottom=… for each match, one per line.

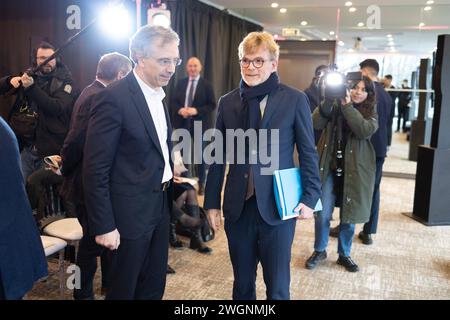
left=273, top=168, right=322, bottom=220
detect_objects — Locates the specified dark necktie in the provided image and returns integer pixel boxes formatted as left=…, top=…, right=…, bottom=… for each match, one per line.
left=245, top=101, right=262, bottom=200
left=187, top=79, right=195, bottom=107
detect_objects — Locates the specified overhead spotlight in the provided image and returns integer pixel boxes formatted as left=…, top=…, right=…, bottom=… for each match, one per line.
left=426, top=0, right=434, bottom=4
left=424, top=6, right=432, bottom=11
left=349, top=7, right=357, bottom=12
left=357, top=22, right=364, bottom=27
left=271, top=2, right=279, bottom=8
left=147, top=8, right=171, bottom=27
left=419, top=22, right=425, bottom=27
left=345, top=1, right=353, bottom=6
left=301, top=21, right=308, bottom=26
left=300, top=38, right=307, bottom=41
left=338, top=40, right=345, bottom=46
left=322, top=38, right=328, bottom=41
left=388, top=41, right=395, bottom=46
left=99, top=3, right=132, bottom=38
left=330, top=31, right=335, bottom=35
left=280, top=8, right=287, bottom=13
left=386, top=34, right=393, bottom=38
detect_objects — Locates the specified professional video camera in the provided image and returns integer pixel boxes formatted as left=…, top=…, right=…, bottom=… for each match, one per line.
left=318, top=65, right=363, bottom=100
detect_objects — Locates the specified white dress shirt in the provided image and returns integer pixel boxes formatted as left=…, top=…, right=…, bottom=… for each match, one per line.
left=133, top=70, right=173, bottom=183
left=184, top=74, right=201, bottom=107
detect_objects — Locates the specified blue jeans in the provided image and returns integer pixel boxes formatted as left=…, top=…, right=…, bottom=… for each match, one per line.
left=20, top=145, right=43, bottom=182
left=314, top=173, right=355, bottom=257
left=363, top=157, right=385, bottom=234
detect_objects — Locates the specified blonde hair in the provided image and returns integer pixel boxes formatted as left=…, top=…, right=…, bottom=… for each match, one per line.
left=238, top=32, right=280, bottom=61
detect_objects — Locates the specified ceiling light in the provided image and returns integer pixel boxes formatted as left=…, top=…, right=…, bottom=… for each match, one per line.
left=357, top=22, right=364, bottom=27
left=271, top=2, right=279, bottom=8
left=424, top=6, right=432, bottom=11
left=419, top=22, right=425, bottom=27
left=386, top=34, right=393, bottom=38
left=300, top=38, right=307, bottom=41
left=349, top=7, right=357, bottom=13
left=426, top=0, right=434, bottom=4
left=338, top=40, right=345, bottom=46
left=388, top=41, right=395, bottom=46
left=348, top=48, right=354, bottom=52
left=280, top=8, right=287, bottom=13
left=322, top=38, right=328, bottom=41
left=345, top=1, right=353, bottom=6
left=330, top=31, right=335, bottom=35
left=390, top=47, right=396, bottom=52
left=301, top=21, right=308, bottom=26
left=274, top=34, right=279, bottom=39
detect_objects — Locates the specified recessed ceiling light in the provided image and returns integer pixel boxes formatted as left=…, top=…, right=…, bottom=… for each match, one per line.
left=301, top=21, right=308, bottom=26
left=386, top=34, right=393, bottom=38
left=426, top=0, right=434, bottom=4
left=349, top=7, right=357, bottom=12
left=280, top=8, right=287, bottom=13
left=357, top=22, right=364, bottom=27
left=338, top=41, right=345, bottom=46
left=348, top=48, right=354, bottom=52
left=330, top=31, right=335, bottom=35
left=345, top=1, right=353, bottom=6
left=388, top=41, right=395, bottom=46
left=419, top=22, right=425, bottom=27
left=274, top=34, right=279, bottom=39
left=322, top=38, right=328, bottom=41
left=271, top=2, right=279, bottom=8
left=424, top=6, right=432, bottom=11
left=300, top=38, right=307, bottom=41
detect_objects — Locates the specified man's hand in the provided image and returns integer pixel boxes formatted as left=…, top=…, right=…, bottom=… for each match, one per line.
left=187, top=107, right=198, bottom=116
left=95, top=229, right=120, bottom=250
left=207, top=209, right=222, bottom=232
left=20, top=73, right=34, bottom=88
left=178, top=108, right=190, bottom=118
left=294, top=203, right=315, bottom=220
left=9, top=76, right=22, bottom=88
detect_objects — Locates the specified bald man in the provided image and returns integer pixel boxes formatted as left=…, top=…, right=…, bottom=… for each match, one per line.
left=170, top=57, right=216, bottom=195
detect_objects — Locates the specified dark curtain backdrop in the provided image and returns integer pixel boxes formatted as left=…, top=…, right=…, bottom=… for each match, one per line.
left=165, top=0, right=262, bottom=124
left=0, top=0, right=261, bottom=120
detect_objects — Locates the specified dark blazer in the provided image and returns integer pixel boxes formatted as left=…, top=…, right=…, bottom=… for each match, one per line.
left=371, top=82, right=392, bottom=158
left=204, top=83, right=321, bottom=226
left=170, top=77, right=216, bottom=132
left=82, top=73, right=173, bottom=239
left=0, top=117, right=47, bottom=299
left=60, top=80, right=106, bottom=206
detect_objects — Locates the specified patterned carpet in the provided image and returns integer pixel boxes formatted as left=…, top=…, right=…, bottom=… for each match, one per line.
left=25, top=132, right=450, bottom=300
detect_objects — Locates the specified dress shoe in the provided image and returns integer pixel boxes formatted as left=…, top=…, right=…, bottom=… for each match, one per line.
left=305, top=251, right=327, bottom=269
left=358, top=231, right=373, bottom=245
left=167, top=264, right=176, bottom=274
left=329, top=225, right=339, bottom=238
left=337, top=255, right=359, bottom=272
left=190, top=231, right=213, bottom=254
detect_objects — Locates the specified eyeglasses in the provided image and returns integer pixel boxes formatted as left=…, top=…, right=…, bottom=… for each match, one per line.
left=154, top=57, right=182, bottom=67
left=239, top=57, right=271, bottom=69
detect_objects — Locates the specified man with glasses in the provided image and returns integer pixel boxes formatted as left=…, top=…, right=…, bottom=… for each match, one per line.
left=83, top=25, right=180, bottom=299
left=204, top=32, right=321, bottom=299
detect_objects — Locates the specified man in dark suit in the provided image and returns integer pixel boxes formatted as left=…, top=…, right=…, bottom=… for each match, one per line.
left=170, top=57, right=216, bottom=195
left=82, top=25, right=180, bottom=300
left=383, top=75, right=397, bottom=146
left=204, top=32, right=321, bottom=300
left=59, top=52, right=132, bottom=299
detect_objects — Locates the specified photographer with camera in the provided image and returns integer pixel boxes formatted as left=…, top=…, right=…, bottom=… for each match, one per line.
left=305, top=74, right=378, bottom=272
left=0, top=41, right=78, bottom=181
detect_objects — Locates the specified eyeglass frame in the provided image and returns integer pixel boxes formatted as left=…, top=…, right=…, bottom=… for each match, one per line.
left=239, top=57, right=274, bottom=69
left=150, top=57, right=183, bottom=67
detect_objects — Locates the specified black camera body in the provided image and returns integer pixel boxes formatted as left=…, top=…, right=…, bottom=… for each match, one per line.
left=321, top=70, right=363, bottom=100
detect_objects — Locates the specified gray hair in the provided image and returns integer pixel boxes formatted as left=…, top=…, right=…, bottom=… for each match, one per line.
left=96, top=52, right=132, bottom=81
left=129, top=25, right=180, bottom=64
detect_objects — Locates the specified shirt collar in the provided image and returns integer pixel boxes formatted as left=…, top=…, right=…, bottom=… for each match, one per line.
left=133, top=69, right=166, bottom=101
left=189, top=75, right=200, bottom=81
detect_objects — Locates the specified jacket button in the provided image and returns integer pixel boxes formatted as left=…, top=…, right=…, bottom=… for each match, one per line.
left=320, top=168, right=324, bottom=171
left=324, top=144, right=327, bottom=148
left=244, top=174, right=248, bottom=179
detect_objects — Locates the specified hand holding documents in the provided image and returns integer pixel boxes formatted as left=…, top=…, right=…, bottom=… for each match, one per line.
left=44, top=155, right=62, bottom=175
left=273, top=168, right=322, bottom=220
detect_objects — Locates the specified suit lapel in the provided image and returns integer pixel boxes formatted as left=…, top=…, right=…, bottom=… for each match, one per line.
left=127, top=73, right=164, bottom=158
left=260, top=86, right=283, bottom=129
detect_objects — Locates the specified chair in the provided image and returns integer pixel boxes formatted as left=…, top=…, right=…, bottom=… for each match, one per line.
left=40, top=235, right=67, bottom=299
left=43, top=218, right=83, bottom=259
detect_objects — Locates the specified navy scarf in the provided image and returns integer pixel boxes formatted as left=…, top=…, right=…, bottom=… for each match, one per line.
left=239, top=72, right=280, bottom=130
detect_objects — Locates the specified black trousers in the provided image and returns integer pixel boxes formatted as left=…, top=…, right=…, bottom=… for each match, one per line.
left=106, top=191, right=170, bottom=300
left=73, top=204, right=112, bottom=300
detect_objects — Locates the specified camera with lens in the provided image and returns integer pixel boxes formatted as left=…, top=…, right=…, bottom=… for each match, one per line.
left=319, top=65, right=363, bottom=100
